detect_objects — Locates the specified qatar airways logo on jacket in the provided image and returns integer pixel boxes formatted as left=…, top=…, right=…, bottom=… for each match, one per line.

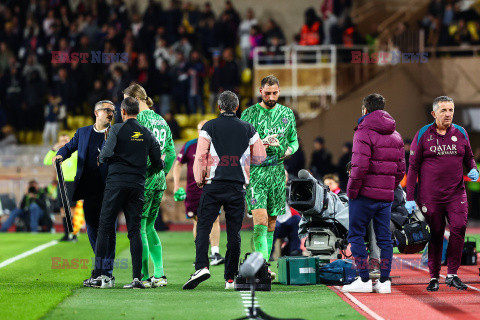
left=430, top=144, right=457, bottom=155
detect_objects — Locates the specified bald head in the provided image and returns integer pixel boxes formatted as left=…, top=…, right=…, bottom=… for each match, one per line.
left=197, top=120, right=208, bottom=131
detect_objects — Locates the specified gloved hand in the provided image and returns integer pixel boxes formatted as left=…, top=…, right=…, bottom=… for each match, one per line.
left=405, top=201, right=417, bottom=214
left=262, top=134, right=280, bottom=148
left=174, top=187, right=186, bottom=201
left=279, top=147, right=293, bottom=160
left=467, top=168, right=479, bottom=182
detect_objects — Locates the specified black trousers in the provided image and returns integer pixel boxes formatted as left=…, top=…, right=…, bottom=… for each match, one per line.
left=94, top=186, right=144, bottom=280
left=195, top=182, right=246, bottom=280
left=84, top=191, right=116, bottom=277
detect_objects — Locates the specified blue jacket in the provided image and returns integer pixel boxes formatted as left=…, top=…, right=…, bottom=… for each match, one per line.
left=57, top=125, right=108, bottom=200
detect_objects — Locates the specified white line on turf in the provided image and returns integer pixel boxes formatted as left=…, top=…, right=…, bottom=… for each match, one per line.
left=333, top=286, right=385, bottom=320
left=394, top=257, right=480, bottom=292
left=0, top=240, right=58, bottom=269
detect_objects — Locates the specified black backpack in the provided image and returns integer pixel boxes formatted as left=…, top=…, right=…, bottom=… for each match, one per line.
left=394, top=219, right=431, bottom=254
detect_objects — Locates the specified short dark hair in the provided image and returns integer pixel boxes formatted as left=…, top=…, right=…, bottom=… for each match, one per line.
left=218, top=91, right=239, bottom=113
left=260, top=75, right=280, bottom=88
left=432, top=96, right=454, bottom=112
left=121, top=97, right=139, bottom=115
left=363, top=93, right=385, bottom=113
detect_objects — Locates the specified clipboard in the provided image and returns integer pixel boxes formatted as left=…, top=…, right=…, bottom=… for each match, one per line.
left=55, top=159, right=73, bottom=233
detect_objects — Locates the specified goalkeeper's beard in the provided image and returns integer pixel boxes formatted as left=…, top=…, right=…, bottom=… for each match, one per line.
left=262, top=99, right=277, bottom=108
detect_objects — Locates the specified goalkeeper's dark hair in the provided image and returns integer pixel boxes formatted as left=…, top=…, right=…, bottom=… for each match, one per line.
left=121, top=97, right=139, bottom=116
left=260, top=74, right=280, bottom=88
left=218, top=91, right=239, bottom=113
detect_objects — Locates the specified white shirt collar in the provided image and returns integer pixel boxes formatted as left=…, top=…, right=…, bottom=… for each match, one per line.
left=93, top=124, right=109, bottom=133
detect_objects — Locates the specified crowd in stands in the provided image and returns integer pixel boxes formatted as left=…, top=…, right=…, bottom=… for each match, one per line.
left=421, top=0, right=480, bottom=47
left=0, top=0, right=361, bottom=143
left=420, top=0, right=480, bottom=47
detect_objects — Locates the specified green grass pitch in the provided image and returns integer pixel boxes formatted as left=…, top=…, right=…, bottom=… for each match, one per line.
left=0, top=230, right=363, bottom=320
left=2, top=231, right=480, bottom=320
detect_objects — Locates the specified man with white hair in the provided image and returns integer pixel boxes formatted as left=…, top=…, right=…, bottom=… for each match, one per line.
left=406, top=96, right=479, bottom=291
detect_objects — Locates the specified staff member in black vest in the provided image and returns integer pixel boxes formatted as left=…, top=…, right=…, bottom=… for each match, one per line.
left=90, top=97, right=163, bottom=289
left=54, top=100, right=116, bottom=288
left=183, top=91, right=266, bottom=290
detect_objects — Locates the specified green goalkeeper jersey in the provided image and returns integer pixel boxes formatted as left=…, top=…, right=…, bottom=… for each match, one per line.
left=241, top=103, right=298, bottom=166
left=137, top=109, right=176, bottom=191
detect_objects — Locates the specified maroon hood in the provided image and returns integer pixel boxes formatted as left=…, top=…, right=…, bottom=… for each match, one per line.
left=357, top=110, right=396, bottom=135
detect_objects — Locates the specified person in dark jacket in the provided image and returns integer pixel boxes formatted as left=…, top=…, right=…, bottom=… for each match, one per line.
left=0, top=180, right=47, bottom=232
left=54, top=100, right=115, bottom=286
left=310, top=136, right=333, bottom=179
left=183, top=91, right=266, bottom=290
left=91, top=97, right=163, bottom=290
left=342, top=93, right=405, bottom=294
left=337, top=142, right=352, bottom=191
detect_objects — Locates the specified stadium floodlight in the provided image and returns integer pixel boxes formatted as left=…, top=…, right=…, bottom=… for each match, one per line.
left=234, top=252, right=304, bottom=320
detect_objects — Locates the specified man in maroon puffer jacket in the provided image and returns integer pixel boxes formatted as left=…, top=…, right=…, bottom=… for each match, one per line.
left=342, top=93, right=405, bottom=294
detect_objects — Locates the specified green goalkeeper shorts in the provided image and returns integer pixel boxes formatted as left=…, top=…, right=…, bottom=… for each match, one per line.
left=142, top=189, right=164, bottom=219
left=246, top=164, right=286, bottom=216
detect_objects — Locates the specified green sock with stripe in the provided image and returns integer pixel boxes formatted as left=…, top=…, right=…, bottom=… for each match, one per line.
left=267, top=231, right=274, bottom=261
left=253, top=225, right=269, bottom=260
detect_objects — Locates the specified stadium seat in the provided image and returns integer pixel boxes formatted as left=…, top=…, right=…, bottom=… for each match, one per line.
left=174, top=114, right=189, bottom=128
left=180, top=128, right=198, bottom=141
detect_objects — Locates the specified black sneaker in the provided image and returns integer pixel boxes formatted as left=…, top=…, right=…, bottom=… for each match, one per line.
left=83, top=270, right=95, bottom=287
left=59, top=235, right=70, bottom=242
left=427, top=278, right=439, bottom=291
left=183, top=267, right=210, bottom=290
left=209, top=253, right=225, bottom=266
left=123, top=278, right=145, bottom=289
left=446, top=275, right=467, bottom=290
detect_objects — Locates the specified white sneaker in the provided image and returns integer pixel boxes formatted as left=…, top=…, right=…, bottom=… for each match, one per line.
left=341, top=278, right=373, bottom=293
left=225, top=279, right=235, bottom=289
left=143, top=276, right=167, bottom=288
left=147, top=276, right=167, bottom=288
left=373, top=279, right=391, bottom=294
left=91, top=275, right=115, bottom=289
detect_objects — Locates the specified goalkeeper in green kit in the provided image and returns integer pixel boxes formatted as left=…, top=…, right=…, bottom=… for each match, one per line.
left=241, top=75, right=298, bottom=278
left=123, top=84, right=176, bottom=287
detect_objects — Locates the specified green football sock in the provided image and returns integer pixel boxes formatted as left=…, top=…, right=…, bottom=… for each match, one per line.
left=253, top=225, right=268, bottom=260
left=140, top=218, right=150, bottom=281
left=147, top=214, right=164, bottom=278
left=267, top=231, right=274, bottom=260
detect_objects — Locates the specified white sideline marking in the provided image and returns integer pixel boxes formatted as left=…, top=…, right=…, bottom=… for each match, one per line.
left=0, top=240, right=58, bottom=269
left=394, top=257, right=480, bottom=292
left=334, top=286, right=385, bottom=320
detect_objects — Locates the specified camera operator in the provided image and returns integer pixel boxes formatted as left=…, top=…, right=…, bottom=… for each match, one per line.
left=0, top=180, right=47, bottom=232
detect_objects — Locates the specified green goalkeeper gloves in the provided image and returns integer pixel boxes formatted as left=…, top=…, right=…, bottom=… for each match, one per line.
left=174, top=188, right=186, bottom=201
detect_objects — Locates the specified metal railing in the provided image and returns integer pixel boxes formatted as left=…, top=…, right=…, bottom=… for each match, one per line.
left=252, top=45, right=371, bottom=110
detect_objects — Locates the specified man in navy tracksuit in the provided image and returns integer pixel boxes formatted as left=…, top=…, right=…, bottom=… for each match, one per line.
left=54, top=100, right=116, bottom=288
